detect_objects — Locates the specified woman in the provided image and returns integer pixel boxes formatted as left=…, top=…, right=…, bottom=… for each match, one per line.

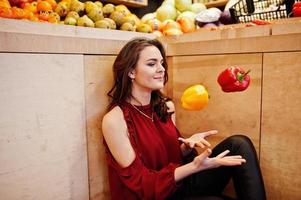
left=102, top=37, right=266, bottom=200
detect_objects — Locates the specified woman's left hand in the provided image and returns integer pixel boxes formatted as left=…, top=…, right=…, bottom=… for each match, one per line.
left=178, top=130, right=218, bottom=149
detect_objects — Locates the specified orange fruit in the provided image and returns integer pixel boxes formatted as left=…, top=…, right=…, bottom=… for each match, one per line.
left=29, top=13, right=39, bottom=21
left=0, top=7, right=13, bottom=18
left=38, top=10, right=50, bottom=20
left=37, top=1, right=52, bottom=12
left=48, top=15, right=58, bottom=23
left=23, top=9, right=33, bottom=19
left=45, top=0, right=57, bottom=10
left=49, top=11, right=60, bottom=21
left=0, top=0, right=11, bottom=8
left=177, top=17, right=196, bottom=33
left=162, top=20, right=181, bottom=32
left=11, top=7, right=26, bottom=19
left=163, top=28, right=183, bottom=36
left=24, top=2, right=37, bottom=13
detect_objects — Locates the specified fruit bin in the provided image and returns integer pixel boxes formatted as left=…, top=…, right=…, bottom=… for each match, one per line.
left=229, top=0, right=298, bottom=23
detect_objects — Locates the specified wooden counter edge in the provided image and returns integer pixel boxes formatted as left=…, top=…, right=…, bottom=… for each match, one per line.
left=1, top=18, right=301, bottom=54
left=166, top=33, right=301, bottom=56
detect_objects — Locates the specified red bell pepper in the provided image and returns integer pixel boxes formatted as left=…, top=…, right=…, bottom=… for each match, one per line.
left=293, top=2, right=301, bottom=17
left=217, top=66, right=251, bottom=92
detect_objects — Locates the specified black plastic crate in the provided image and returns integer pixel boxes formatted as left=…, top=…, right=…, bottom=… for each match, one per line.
left=229, top=0, right=298, bottom=23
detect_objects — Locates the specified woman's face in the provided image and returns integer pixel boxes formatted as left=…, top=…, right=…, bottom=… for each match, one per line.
left=130, top=45, right=165, bottom=92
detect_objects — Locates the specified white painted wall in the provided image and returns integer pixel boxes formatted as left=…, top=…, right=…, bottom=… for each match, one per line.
left=0, top=53, right=89, bottom=200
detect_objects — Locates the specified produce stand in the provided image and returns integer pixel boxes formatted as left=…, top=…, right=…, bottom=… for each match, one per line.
left=0, top=15, right=301, bottom=200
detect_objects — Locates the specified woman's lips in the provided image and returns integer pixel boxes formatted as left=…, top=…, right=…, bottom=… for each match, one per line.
left=154, top=77, right=164, bottom=81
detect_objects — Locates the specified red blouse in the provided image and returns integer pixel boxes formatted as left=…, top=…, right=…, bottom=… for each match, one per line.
left=104, top=101, right=184, bottom=200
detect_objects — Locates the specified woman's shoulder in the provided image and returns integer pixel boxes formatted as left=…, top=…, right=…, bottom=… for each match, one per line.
left=102, top=106, right=126, bottom=130
left=102, top=105, right=136, bottom=168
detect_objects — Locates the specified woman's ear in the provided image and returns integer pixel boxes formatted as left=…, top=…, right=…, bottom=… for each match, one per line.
left=128, top=70, right=136, bottom=79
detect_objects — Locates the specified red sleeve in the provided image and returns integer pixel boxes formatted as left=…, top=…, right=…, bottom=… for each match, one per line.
left=106, top=151, right=181, bottom=200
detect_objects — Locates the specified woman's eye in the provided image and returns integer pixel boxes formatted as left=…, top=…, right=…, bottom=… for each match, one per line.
left=147, top=63, right=155, bottom=67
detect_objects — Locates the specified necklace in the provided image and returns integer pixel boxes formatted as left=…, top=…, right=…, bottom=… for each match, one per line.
left=131, top=104, right=154, bottom=122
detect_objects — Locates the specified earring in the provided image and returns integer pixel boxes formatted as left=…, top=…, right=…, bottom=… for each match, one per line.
left=129, top=74, right=135, bottom=82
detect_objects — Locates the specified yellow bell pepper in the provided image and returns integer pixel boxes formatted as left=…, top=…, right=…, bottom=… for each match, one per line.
left=181, top=84, right=209, bottom=111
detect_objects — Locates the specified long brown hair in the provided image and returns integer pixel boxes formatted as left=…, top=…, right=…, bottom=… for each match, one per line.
left=107, top=37, right=172, bottom=122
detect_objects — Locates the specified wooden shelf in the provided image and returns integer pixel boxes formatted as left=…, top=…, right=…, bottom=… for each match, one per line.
left=105, top=0, right=148, bottom=7
left=205, top=0, right=228, bottom=8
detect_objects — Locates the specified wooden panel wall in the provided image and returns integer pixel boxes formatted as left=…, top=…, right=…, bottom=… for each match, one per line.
left=171, top=53, right=263, bottom=198
left=172, top=53, right=262, bottom=151
left=0, top=53, right=89, bottom=200
left=84, top=56, right=116, bottom=200
left=261, top=52, right=301, bottom=200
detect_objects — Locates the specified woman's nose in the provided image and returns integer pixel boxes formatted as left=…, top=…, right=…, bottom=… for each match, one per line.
left=157, top=63, right=165, bottom=72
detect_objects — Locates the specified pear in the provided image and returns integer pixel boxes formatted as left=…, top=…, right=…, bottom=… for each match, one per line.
left=128, top=13, right=141, bottom=26
left=95, top=19, right=110, bottom=29
left=63, top=0, right=72, bottom=8
left=49, top=12, right=60, bottom=21
left=94, top=1, right=103, bottom=9
left=64, top=17, right=77, bottom=25
left=109, top=11, right=126, bottom=27
left=124, top=14, right=140, bottom=26
left=141, top=12, right=156, bottom=24
left=104, top=18, right=116, bottom=29
left=102, top=3, right=115, bottom=17
left=120, top=22, right=135, bottom=31
left=55, top=2, right=69, bottom=17
left=70, top=0, right=85, bottom=15
left=84, top=1, right=98, bottom=14
left=77, top=15, right=95, bottom=27
left=115, top=4, right=131, bottom=16
left=87, top=8, right=104, bottom=22
left=66, top=11, right=80, bottom=20
left=136, top=23, right=152, bottom=33
left=123, top=17, right=135, bottom=26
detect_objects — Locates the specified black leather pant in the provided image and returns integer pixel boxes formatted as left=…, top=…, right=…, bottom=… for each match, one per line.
left=176, top=135, right=266, bottom=200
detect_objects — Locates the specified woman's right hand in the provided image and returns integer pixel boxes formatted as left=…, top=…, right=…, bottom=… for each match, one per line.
left=174, top=148, right=246, bottom=182
left=192, top=148, right=246, bottom=172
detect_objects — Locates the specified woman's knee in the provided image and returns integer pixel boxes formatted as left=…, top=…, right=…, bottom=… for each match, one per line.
left=226, top=134, right=255, bottom=152
left=214, top=134, right=257, bottom=157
